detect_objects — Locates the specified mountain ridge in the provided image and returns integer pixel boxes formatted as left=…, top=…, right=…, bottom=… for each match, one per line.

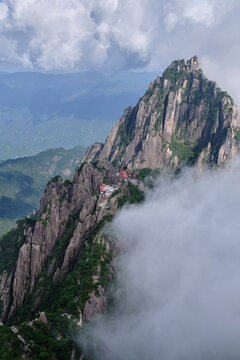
left=0, top=70, right=156, bottom=158
left=0, top=146, right=85, bottom=236
left=83, top=56, right=240, bottom=170
left=0, top=56, right=240, bottom=359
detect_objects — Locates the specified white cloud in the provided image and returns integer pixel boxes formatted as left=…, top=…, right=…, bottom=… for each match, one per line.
left=0, top=0, right=239, bottom=105
left=0, top=0, right=236, bottom=71
left=163, top=0, right=233, bottom=30
left=81, top=161, right=240, bottom=359
left=0, top=0, right=154, bottom=70
left=0, top=2, right=8, bottom=20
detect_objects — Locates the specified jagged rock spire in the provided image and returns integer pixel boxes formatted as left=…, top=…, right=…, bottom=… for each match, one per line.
left=187, top=55, right=199, bottom=71
left=83, top=56, right=240, bottom=170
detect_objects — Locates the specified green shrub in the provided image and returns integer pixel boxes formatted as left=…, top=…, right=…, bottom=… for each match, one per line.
left=0, top=325, right=23, bottom=359
left=128, top=183, right=145, bottom=204
left=137, top=168, right=153, bottom=180
left=0, top=218, right=32, bottom=275
left=170, top=137, right=196, bottom=163
left=234, top=129, right=240, bottom=146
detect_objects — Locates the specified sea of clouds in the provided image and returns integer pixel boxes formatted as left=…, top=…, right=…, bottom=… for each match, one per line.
left=81, top=161, right=240, bottom=360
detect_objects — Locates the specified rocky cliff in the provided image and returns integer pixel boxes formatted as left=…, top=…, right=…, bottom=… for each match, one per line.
left=0, top=160, right=142, bottom=358
left=83, top=56, right=240, bottom=169
left=1, top=56, right=240, bottom=359
left=0, top=161, right=121, bottom=319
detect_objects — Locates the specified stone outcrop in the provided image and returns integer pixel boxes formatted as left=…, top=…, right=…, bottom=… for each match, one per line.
left=83, top=56, right=240, bottom=170
left=83, top=287, right=107, bottom=322
left=0, top=161, right=120, bottom=321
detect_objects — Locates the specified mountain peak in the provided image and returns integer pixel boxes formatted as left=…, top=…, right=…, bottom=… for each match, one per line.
left=187, top=55, right=199, bottom=71
left=162, top=55, right=200, bottom=84
left=83, top=56, right=240, bottom=170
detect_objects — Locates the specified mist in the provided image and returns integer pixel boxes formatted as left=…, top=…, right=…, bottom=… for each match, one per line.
left=81, top=161, right=240, bottom=359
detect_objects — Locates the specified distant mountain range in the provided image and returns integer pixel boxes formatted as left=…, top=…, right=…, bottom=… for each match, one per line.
left=0, top=146, right=85, bottom=235
left=0, top=70, right=156, bottom=159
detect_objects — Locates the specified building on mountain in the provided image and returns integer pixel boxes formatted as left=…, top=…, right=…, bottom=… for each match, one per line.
left=100, top=183, right=118, bottom=196
left=119, top=169, right=128, bottom=180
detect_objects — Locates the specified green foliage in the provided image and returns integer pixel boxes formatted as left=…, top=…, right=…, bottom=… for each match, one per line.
left=0, top=325, right=23, bottom=360
left=170, top=136, right=208, bottom=165
left=153, top=88, right=167, bottom=132
left=128, top=183, right=145, bottom=203
left=77, top=162, right=86, bottom=174
left=0, top=147, right=84, bottom=236
left=110, top=188, right=121, bottom=198
left=118, top=182, right=145, bottom=208
left=170, top=137, right=197, bottom=164
left=91, top=159, right=107, bottom=172
left=37, top=214, right=113, bottom=317
left=144, top=87, right=155, bottom=103
left=112, top=158, right=119, bottom=167
left=71, top=242, right=111, bottom=310
left=24, top=215, right=38, bottom=227
left=63, top=179, right=72, bottom=186
left=136, top=168, right=161, bottom=189
left=193, top=89, right=204, bottom=106
left=192, top=79, right=219, bottom=109
left=53, top=213, right=79, bottom=268
left=189, top=140, right=209, bottom=164
left=234, top=129, right=240, bottom=146
left=157, top=87, right=167, bottom=101
left=91, top=160, right=99, bottom=169
left=162, top=60, right=191, bottom=84
left=5, top=212, right=114, bottom=359
left=18, top=321, right=81, bottom=360
left=47, top=175, right=61, bottom=185
left=118, top=121, right=131, bottom=149
left=137, top=168, right=153, bottom=180
left=216, top=91, right=234, bottom=105
left=9, top=214, right=113, bottom=326
left=0, top=218, right=33, bottom=275
left=118, top=194, right=129, bottom=208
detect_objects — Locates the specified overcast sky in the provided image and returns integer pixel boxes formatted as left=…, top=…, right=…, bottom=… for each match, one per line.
left=0, top=0, right=239, bottom=102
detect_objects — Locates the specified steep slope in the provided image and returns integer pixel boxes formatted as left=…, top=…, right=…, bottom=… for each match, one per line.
left=0, top=56, right=240, bottom=359
left=83, top=56, right=240, bottom=169
left=0, top=160, right=143, bottom=358
left=0, top=146, right=85, bottom=236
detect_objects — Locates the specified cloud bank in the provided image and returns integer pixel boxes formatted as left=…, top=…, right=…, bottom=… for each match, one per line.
left=0, top=0, right=237, bottom=69
left=82, top=161, right=240, bottom=359
left=0, top=0, right=239, bottom=104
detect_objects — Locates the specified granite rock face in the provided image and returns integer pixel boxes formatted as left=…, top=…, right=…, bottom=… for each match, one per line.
left=0, top=161, right=119, bottom=321
left=83, top=56, right=240, bottom=170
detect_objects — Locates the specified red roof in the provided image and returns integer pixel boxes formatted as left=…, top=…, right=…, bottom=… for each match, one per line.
left=119, top=170, right=128, bottom=179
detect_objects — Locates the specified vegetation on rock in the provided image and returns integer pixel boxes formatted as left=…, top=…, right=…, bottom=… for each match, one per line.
left=1, top=56, right=240, bottom=359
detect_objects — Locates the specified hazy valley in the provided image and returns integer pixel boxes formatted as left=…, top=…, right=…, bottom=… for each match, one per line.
left=0, top=70, right=155, bottom=159
left=0, top=146, right=85, bottom=236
